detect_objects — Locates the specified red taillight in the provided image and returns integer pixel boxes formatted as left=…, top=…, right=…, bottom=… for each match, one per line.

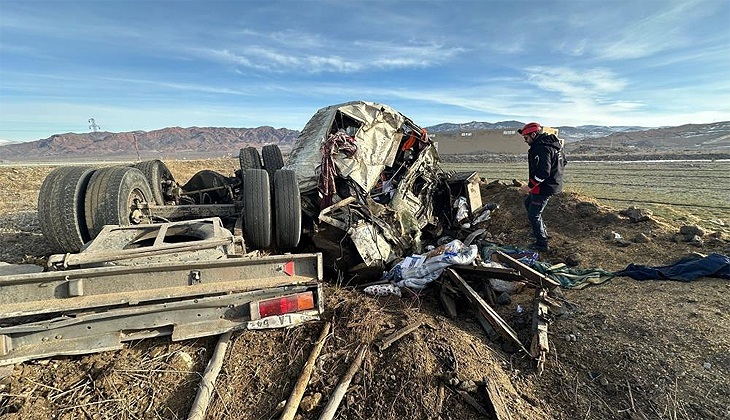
left=258, top=292, right=314, bottom=318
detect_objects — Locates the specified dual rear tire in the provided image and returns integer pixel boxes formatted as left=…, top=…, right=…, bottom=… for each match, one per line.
left=84, top=167, right=154, bottom=238
left=38, top=166, right=154, bottom=252
left=37, top=166, right=96, bottom=253
left=242, top=168, right=301, bottom=250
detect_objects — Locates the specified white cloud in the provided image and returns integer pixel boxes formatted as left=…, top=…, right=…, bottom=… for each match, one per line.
left=197, top=38, right=464, bottom=74
left=99, top=77, right=256, bottom=96
left=594, top=2, right=702, bottom=60
left=525, top=67, right=628, bottom=97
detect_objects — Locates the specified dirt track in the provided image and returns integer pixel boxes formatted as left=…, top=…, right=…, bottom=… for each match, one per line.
left=0, top=160, right=728, bottom=420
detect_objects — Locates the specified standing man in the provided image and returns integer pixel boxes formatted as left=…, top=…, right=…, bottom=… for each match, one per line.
left=517, top=122, right=566, bottom=252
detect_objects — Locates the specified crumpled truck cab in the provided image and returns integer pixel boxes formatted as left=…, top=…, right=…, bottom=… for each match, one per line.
left=284, top=101, right=450, bottom=275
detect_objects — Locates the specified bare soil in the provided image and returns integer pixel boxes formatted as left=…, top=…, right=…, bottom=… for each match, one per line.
left=0, top=160, right=728, bottom=420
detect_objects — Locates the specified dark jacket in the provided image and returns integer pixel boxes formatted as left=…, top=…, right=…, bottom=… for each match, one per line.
left=527, top=133, right=566, bottom=196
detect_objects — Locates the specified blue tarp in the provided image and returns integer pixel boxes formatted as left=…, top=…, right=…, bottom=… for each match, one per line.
left=614, top=253, right=730, bottom=282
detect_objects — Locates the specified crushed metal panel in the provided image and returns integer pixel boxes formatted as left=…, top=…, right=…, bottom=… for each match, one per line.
left=284, top=101, right=408, bottom=194
left=284, top=104, right=339, bottom=193
left=334, top=103, right=405, bottom=192
left=349, top=222, right=393, bottom=266
left=391, top=145, right=443, bottom=228
left=48, top=218, right=237, bottom=268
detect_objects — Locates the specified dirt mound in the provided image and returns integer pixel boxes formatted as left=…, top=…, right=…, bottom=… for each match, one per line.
left=478, top=181, right=726, bottom=270
left=206, top=286, right=549, bottom=420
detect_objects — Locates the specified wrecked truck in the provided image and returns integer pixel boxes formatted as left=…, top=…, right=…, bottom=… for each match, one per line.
left=0, top=100, right=480, bottom=363
left=37, top=101, right=470, bottom=278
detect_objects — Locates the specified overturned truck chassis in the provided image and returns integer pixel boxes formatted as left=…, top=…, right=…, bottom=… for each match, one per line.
left=0, top=219, right=323, bottom=365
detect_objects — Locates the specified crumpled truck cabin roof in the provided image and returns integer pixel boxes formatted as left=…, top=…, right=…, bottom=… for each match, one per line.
left=285, top=101, right=407, bottom=194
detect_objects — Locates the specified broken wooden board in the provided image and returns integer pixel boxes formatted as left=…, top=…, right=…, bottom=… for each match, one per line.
left=378, top=322, right=421, bottom=351
left=531, top=288, right=551, bottom=375
left=451, top=265, right=524, bottom=282
left=445, top=269, right=529, bottom=355
left=446, top=386, right=489, bottom=416
left=484, top=375, right=512, bottom=420
left=439, top=287, right=458, bottom=319
left=493, top=251, right=560, bottom=289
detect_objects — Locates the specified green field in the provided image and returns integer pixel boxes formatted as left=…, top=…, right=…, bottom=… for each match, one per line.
left=443, top=160, right=730, bottom=228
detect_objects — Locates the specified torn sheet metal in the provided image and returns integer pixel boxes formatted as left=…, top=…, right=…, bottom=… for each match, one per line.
left=349, top=222, right=394, bottom=265
left=334, top=104, right=405, bottom=192
left=285, top=101, right=405, bottom=193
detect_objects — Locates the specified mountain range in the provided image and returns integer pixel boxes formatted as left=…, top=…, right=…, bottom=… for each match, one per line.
left=567, top=121, right=730, bottom=152
left=0, top=119, right=728, bottom=162
left=0, top=126, right=298, bottom=161
left=425, top=121, right=651, bottom=142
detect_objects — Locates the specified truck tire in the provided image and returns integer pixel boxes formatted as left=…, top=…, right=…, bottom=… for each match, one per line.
left=239, top=147, right=262, bottom=172
left=85, top=167, right=154, bottom=238
left=273, top=170, right=301, bottom=249
left=262, top=144, right=284, bottom=177
left=38, top=166, right=96, bottom=253
left=133, top=159, right=174, bottom=205
left=243, top=169, right=271, bottom=249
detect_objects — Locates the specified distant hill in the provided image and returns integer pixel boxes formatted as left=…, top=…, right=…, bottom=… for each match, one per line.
left=426, top=120, right=524, bottom=132
left=568, top=121, right=730, bottom=152
left=0, top=139, right=17, bottom=146
left=0, top=126, right=300, bottom=161
left=556, top=125, right=650, bottom=142
left=425, top=121, right=649, bottom=142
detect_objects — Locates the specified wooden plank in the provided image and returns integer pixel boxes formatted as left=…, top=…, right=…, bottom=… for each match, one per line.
left=318, top=345, right=367, bottom=420
left=378, top=322, right=421, bottom=351
left=446, top=386, right=488, bottom=416
left=484, top=375, right=512, bottom=420
left=279, top=322, right=331, bottom=420
left=451, top=265, right=524, bottom=282
left=493, top=251, right=560, bottom=289
left=439, top=287, right=458, bottom=319
left=445, top=269, right=528, bottom=354
left=187, top=331, right=232, bottom=420
left=530, top=288, right=551, bottom=375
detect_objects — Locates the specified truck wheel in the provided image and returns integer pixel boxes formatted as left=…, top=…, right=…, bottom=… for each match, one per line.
left=38, top=166, right=96, bottom=253
left=85, top=167, right=154, bottom=238
left=239, top=147, right=262, bottom=173
left=262, top=144, right=284, bottom=176
left=243, top=169, right=271, bottom=249
left=273, top=170, right=301, bottom=249
left=133, top=159, right=174, bottom=205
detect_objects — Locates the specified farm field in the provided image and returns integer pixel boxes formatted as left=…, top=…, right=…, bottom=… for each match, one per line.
left=443, top=160, right=730, bottom=227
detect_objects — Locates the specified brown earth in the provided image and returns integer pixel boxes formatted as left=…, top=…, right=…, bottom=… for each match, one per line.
left=0, top=160, right=728, bottom=420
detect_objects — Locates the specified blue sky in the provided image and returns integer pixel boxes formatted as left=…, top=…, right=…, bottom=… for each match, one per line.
left=1, top=0, right=729, bottom=142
